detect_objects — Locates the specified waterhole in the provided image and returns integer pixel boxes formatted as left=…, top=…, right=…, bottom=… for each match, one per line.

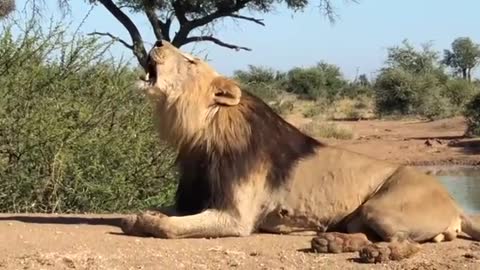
left=420, top=166, right=480, bottom=214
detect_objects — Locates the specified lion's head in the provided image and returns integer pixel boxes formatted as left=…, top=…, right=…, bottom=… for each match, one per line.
left=138, top=40, right=245, bottom=150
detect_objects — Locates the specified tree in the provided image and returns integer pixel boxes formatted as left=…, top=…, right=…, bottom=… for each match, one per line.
left=79, top=0, right=354, bottom=70
left=0, top=0, right=15, bottom=18
left=357, top=74, right=370, bottom=87
left=442, top=37, right=480, bottom=82
left=384, top=39, right=440, bottom=74
left=374, top=40, right=450, bottom=118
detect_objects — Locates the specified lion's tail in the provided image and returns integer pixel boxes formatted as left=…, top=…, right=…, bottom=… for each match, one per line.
left=461, top=214, right=480, bottom=241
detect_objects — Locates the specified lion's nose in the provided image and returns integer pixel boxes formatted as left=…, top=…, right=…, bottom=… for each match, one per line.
left=154, top=40, right=163, bottom=47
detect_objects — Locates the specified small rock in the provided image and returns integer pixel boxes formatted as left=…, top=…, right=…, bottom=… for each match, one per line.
left=62, top=257, right=75, bottom=269
left=463, top=253, right=479, bottom=260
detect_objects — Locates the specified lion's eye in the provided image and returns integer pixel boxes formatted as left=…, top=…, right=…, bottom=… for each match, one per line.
left=182, top=54, right=197, bottom=64
left=185, top=58, right=196, bottom=65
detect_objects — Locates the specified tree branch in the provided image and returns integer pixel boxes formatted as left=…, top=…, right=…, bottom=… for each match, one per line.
left=171, top=0, right=250, bottom=46
left=172, top=0, right=188, bottom=24
left=143, top=2, right=165, bottom=41
left=183, top=36, right=251, bottom=51
left=98, top=0, right=148, bottom=69
left=189, top=0, right=249, bottom=29
left=228, top=14, right=265, bottom=26
left=88, top=31, right=133, bottom=50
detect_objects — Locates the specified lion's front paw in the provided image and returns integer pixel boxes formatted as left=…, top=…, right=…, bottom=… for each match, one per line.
left=358, top=240, right=421, bottom=263
left=135, top=212, right=174, bottom=238
left=120, top=214, right=146, bottom=237
left=120, top=211, right=169, bottom=237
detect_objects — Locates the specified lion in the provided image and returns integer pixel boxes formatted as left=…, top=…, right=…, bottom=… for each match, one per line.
left=121, top=40, right=480, bottom=263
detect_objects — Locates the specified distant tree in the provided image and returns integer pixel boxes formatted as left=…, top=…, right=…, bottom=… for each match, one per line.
left=357, top=73, right=370, bottom=87
left=384, top=39, right=441, bottom=74
left=233, top=65, right=278, bottom=84
left=0, top=0, right=15, bottom=18
left=60, top=0, right=357, bottom=70
left=442, top=37, right=480, bottom=82
left=374, top=40, right=451, bottom=118
left=315, top=61, right=346, bottom=93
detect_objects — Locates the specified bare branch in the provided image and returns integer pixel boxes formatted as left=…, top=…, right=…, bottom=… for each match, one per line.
left=183, top=36, right=251, bottom=51
left=190, top=0, right=249, bottom=28
left=228, top=14, right=265, bottom=26
left=88, top=31, right=133, bottom=50
left=97, top=0, right=148, bottom=69
left=172, top=0, right=250, bottom=46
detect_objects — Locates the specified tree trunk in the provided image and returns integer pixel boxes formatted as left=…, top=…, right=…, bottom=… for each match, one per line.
left=467, top=68, right=472, bottom=82
left=462, top=68, right=467, bottom=80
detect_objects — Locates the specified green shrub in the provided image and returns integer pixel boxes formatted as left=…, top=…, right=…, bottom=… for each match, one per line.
left=285, top=62, right=346, bottom=101
left=442, top=79, right=478, bottom=108
left=374, top=68, right=419, bottom=115
left=374, top=68, right=456, bottom=119
left=464, top=93, right=480, bottom=136
left=416, top=88, right=454, bottom=120
left=0, top=20, right=177, bottom=213
left=233, top=65, right=285, bottom=102
left=233, top=65, right=279, bottom=85
left=240, top=82, right=280, bottom=101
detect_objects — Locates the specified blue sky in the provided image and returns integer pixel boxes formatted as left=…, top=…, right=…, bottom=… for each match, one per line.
left=11, top=0, right=480, bottom=80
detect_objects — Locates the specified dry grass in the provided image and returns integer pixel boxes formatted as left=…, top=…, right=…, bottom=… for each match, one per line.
left=300, top=121, right=354, bottom=140
left=327, top=97, right=375, bottom=120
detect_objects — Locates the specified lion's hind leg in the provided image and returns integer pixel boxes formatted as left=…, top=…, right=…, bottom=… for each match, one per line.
left=309, top=218, right=422, bottom=263
left=311, top=232, right=372, bottom=254
left=358, top=232, right=421, bottom=263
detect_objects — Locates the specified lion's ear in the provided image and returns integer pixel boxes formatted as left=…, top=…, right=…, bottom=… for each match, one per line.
left=211, top=77, right=241, bottom=106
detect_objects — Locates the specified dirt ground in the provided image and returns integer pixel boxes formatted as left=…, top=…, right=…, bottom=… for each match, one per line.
left=1, top=117, right=480, bottom=270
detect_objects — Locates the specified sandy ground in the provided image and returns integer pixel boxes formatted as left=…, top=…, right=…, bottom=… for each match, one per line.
left=1, top=117, right=480, bottom=270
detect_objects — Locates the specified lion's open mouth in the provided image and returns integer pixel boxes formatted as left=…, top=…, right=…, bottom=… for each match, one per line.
left=142, top=58, right=157, bottom=86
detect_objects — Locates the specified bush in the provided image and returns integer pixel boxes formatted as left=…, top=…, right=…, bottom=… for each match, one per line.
left=285, top=62, right=346, bottom=101
left=416, top=88, right=454, bottom=121
left=233, top=65, right=284, bottom=102
left=374, top=68, right=455, bottom=119
left=442, top=79, right=478, bottom=108
left=233, top=65, right=279, bottom=85
left=464, top=93, right=480, bottom=136
left=374, top=68, right=421, bottom=115
left=0, top=20, right=177, bottom=213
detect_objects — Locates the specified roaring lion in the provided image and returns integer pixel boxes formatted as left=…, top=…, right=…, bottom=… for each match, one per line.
left=121, top=40, right=480, bottom=263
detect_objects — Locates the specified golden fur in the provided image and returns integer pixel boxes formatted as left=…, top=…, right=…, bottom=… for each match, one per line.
left=122, top=40, right=480, bottom=264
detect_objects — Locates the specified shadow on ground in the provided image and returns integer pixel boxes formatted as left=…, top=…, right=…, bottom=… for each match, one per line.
left=406, top=135, right=480, bottom=155
left=0, top=215, right=123, bottom=227
left=448, top=139, right=480, bottom=155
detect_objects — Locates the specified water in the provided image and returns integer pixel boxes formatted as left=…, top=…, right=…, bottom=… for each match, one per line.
left=420, top=166, right=480, bottom=214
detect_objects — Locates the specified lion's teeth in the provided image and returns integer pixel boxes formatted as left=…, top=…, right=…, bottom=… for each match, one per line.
left=144, top=73, right=150, bottom=81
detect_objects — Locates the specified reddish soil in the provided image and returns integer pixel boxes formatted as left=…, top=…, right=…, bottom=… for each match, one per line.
left=322, top=116, right=480, bottom=167
left=1, top=117, right=480, bottom=270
